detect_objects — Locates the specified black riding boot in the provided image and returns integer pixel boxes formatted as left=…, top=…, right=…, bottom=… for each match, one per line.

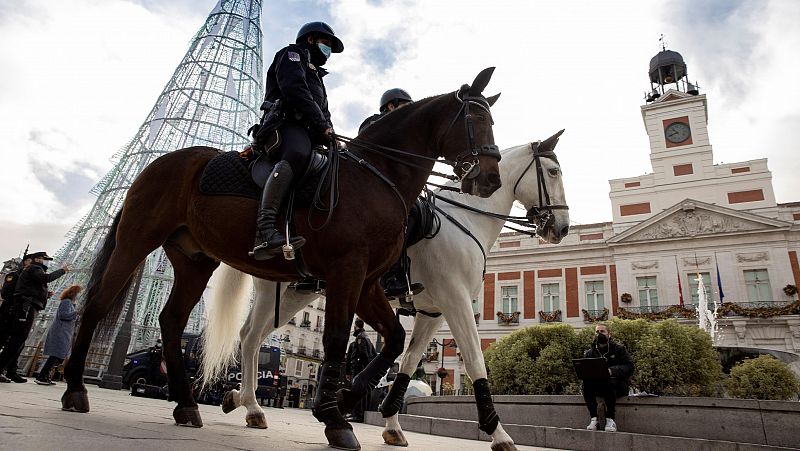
left=382, top=256, right=424, bottom=299
left=251, top=161, right=306, bottom=260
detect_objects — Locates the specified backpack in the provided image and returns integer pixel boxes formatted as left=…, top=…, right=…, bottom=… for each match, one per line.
left=1, top=270, right=20, bottom=301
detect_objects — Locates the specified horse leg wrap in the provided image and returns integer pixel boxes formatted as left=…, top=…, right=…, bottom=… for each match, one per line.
left=473, top=378, right=500, bottom=435
left=312, top=361, right=346, bottom=426
left=338, top=354, right=393, bottom=415
left=379, top=373, right=410, bottom=418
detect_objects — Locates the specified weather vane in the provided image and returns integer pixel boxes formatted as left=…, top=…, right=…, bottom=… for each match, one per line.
left=659, top=33, right=667, bottom=51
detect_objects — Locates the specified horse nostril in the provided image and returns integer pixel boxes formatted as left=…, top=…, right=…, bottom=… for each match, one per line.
left=560, top=225, right=570, bottom=238
left=488, top=173, right=502, bottom=188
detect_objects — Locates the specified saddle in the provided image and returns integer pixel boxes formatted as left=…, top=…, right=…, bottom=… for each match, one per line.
left=199, top=130, right=329, bottom=206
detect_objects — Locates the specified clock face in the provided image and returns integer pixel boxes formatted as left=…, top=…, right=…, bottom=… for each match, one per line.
left=665, top=122, right=691, bottom=143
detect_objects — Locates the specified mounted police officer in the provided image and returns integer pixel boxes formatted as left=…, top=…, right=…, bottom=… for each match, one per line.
left=250, top=21, right=344, bottom=260
left=358, top=88, right=413, bottom=133
left=0, top=251, right=68, bottom=383
left=356, top=89, right=425, bottom=298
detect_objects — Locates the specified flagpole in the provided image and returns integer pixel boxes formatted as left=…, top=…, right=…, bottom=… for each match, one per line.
left=675, top=256, right=684, bottom=307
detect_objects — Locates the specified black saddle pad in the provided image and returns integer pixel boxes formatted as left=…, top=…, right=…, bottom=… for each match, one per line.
left=200, top=151, right=261, bottom=200
left=199, top=150, right=331, bottom=207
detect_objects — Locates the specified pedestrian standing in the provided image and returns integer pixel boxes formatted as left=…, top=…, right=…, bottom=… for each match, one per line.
left=344, top=318, right=376, bottom=422
left=35, top=285, right=82, bottom=385
left=0, top=251, right=69, bottom=383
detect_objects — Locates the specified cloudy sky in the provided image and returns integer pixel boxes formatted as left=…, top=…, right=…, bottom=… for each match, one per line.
left=0, top=0, right=798, bottom=260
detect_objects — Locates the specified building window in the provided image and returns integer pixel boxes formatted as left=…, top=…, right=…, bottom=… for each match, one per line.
left=294, top=359, right=303, bottom=377
left=744, top=269, right=771, bottom=302
left=541, top=283, right=559, bottom=313
left=585, top=281, right=605, bottom=310
left=501, top=286, right=519, bottom=313
left=637, top=276, right=658, bottom=310
left=688, top=272, right=712, bottom=305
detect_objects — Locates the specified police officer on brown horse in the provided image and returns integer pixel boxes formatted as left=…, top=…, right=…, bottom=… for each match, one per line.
left=250, top=21, right=344, bottom=260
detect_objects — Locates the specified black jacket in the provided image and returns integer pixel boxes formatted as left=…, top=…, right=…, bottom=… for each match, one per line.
left=583, top=339, right=634, bottom=381
left=346, top=329, right=376, bottom=376
left=264, top=43, right=332, bottom=136
left=358, top=113, right=382, bottom=134
left=13, top=262, right=66, bottom=310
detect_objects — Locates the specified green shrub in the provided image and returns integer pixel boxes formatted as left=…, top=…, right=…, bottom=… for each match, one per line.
left=485, top=319, right=724, bottom=396
left=726, top=355, right=800, bottom=400
left=485, top=323, right=584, bottom=395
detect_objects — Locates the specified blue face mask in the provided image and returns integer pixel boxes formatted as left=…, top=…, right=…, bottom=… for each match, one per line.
left=317, top=42, right=332, bottom=59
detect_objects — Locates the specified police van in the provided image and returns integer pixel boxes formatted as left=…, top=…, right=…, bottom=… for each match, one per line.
left=123, top=332, right=285, bottom=405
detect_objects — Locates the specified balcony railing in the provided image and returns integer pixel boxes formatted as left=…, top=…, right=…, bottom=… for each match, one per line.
left=299, top=320, right=311, bottom=328
left=538, top=310, right=562, bottom=323
left=617, top=300, right=800, bottom=320
left=312, top=349, right=321, bottom=358
left=297, top=346, right=307, bottom=355
left=496, top=311, right=520, bottom=325
left=582, top=308, right=609, bottom=323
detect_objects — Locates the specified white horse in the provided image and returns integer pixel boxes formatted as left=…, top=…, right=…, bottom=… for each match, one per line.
left=201, top=132, right=570, bottom=451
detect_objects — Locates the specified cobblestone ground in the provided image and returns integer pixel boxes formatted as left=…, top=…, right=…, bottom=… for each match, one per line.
left=0, top=382, right=556, bottom=450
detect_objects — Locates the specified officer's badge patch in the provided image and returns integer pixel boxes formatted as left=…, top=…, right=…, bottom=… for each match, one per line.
left=287, top=51, right=300, bottom=62
left=5, top=276, right=12, bottom=282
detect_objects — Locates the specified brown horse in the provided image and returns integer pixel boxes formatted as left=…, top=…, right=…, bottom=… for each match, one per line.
left=61, top=68, right=502, bottom=450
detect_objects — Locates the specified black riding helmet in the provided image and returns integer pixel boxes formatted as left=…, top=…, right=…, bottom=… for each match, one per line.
left=295, top=21, right=344, bottom=53
left=379, top=88, right=413, bottom=113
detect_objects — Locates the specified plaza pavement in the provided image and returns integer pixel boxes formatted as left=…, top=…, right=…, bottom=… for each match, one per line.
left=0, top=382, right=559, bottom=451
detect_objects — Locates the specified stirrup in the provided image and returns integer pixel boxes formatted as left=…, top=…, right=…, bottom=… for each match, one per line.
left=249, top=241, right=283, bottom=260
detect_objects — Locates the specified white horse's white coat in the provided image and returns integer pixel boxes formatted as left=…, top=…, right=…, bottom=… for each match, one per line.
left=201, top=138, right=569, bottom=449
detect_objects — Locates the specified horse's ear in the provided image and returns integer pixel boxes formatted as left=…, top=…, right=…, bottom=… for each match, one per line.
left=486, top=93, right=501, bottom=106
left=469, top=67, right=495, bottom=96
left=540, top=129, right=565, bottom=153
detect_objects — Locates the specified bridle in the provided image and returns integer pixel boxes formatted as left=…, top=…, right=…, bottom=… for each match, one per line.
left=511, top=141, right=570, bottom=232
left=443, top=88, right=501, bottom=182
left=333, top=86, right=500, bottom=186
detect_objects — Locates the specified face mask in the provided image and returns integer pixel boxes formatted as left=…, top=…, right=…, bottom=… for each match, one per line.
left=317, top=42, right=332, bottom=59
left=596, top=333, right=609, bottom=345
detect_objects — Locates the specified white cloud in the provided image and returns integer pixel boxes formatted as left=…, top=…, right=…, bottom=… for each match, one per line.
left=0, top=0, right=798, bottom=259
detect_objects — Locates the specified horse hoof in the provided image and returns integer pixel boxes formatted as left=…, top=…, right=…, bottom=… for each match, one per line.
left=221, top=390, right=238, bottom=414
left=335, top=388, right=359, bottom=415
left=490, top=442, right=518, bottom=451
left=382, top=429, right=408, bottom=447
left=325, top=427, right=361, bottom=451
left=174, top=406, right=203, bottom=428
left=61, top=390, right=90, bottom=413
left=246, top=412, right=268, bottom=429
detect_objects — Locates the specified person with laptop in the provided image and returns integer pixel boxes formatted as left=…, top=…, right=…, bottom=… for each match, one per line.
left=582, top=323, right=634, bottom=432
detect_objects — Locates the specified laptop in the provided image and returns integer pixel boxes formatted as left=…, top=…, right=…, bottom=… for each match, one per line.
left=572, top=357, right=610, bottom=380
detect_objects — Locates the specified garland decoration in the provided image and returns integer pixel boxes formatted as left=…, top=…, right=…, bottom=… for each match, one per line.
left=496, top=311, right=520, bottom=324
left=783, top=284, right=798, bottom=296
left=436, top=367, right=448, bottom=378
left=582, top=308, right=609, bottom=322
left=616, top=305, right=695, bottom=320
left=620, top=293, right=633, bottom=303
left=538, top=309, right=562, bottom=322
left=718, top=300, right=800, bottom=318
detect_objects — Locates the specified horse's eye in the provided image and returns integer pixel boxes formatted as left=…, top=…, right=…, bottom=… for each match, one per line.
left=548, top=168, right=560, bottom=176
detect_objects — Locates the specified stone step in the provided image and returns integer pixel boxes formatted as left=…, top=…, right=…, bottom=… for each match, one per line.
left=364, top=412, right=798, bottom=451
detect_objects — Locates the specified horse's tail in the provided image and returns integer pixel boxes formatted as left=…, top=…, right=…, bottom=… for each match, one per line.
left=200, top=263, right=252, bottom=388
left=81, top=208, right=137, bottom=336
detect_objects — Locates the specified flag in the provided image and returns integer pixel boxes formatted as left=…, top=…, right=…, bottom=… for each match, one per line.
left=716, top=261, right=725, bottom=301
left=676, top=258, right=684, bottom=306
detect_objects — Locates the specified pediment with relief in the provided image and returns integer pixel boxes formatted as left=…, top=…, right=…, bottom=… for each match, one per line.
left=610, top=199, right=790, bottom=243
left=630, top=210, right=762, bottom=240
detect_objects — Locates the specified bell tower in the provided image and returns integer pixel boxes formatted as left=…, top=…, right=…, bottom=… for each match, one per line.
left=609, top=38, right=777, bottom=232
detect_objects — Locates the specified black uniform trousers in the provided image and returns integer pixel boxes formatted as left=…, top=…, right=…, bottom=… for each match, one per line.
left=582, top=378, right=627, bottom=420
left=269, top=121, right=315, bottom=178
left=0, top=301, right=37, bottom=375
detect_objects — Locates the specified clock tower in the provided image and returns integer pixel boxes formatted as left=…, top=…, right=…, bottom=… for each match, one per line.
left=609, top=45, right=778, bottom=232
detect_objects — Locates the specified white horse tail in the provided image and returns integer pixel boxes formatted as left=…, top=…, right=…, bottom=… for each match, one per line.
left=200, top=263, right=252, bottom=387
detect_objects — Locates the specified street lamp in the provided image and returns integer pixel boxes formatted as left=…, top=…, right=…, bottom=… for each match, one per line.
left=430, top=338, right=457, bottom=395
